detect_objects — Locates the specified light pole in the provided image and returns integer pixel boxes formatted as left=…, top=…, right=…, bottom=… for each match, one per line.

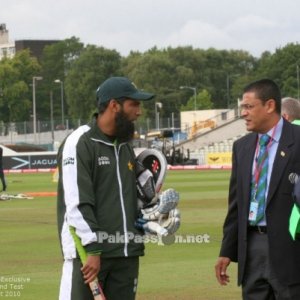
left=50, top=90, right=54, bottom=146
left=155, top=102, right=162, bottom=130
left=226, top=73, right=240, bottom=108
left=54, top=79, right=64, bottom=126
left=32, top=76, right=43, bottom=144
left=180, top=86, right=197, bottom=111
left=226, top=74, right=230, bottom=108
left=297, top=65, right=299, bottom=100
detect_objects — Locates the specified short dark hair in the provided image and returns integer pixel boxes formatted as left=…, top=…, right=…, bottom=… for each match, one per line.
left=98, top=101, right=110, bottom=115
left=97, top=98, right=125, bottom=115
left=243, top=79, right=281, bottom=114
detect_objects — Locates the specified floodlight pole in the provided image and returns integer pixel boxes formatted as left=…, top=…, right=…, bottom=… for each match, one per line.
left=54, top=79, right=64, bottom=126
left=297, top=65, right=300, bottom=100
left=32, top=76, right=43, bottom=144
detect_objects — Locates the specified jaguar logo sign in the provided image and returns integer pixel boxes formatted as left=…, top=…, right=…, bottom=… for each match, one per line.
left=4, top=155, right=57, bottom=170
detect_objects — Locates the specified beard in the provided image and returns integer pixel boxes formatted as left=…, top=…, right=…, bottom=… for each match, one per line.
left=115, top=110, right=135, bottom=143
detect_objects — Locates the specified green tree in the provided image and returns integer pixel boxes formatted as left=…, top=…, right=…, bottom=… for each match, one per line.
left=122, top=46, right=257, bottom=125
left=122, top=48, right=176, bottom=122
left=41, top=36, right=84, bottom=84
left=0, top=50, right=41, bottom=122
left=255, top=43, right=300, bottom=98
left=181, top=89, right=213, bottom=111
left=123, top=47, right=202, bottom=122
left=65, top=45, right=122, bottom=120
left=40, top=37, right=84, bottom=120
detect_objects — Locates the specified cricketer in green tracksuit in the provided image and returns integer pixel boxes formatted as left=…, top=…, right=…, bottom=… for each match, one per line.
left=57, top=77, right=155, bottom=300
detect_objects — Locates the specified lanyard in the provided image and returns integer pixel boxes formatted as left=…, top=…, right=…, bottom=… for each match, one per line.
left=253, top=125, right=277, bottom=187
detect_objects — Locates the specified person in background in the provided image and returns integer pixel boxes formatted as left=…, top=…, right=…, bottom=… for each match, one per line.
left=281, top=97, right=300, bottom=125
left=281, top=97, right=300, bottom=242
left=215, top=79, right=300, bottom=299
left=0, top=146, right=7, bottom=192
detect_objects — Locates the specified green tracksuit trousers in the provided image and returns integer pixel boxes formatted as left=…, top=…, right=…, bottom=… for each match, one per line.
left=59, top=256, right=139, bottom=300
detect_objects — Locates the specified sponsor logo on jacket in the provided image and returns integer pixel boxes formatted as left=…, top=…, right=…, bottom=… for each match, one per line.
left=63, top=157, right=75, bottom=166
left=98, top=156, right=110, bottom=166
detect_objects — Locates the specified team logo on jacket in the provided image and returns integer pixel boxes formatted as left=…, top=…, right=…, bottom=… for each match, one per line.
left=98, top=156, right=110, bottom=166
left=128, top=161, right=133, bottom=171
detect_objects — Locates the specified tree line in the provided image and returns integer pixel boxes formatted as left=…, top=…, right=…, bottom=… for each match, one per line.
left=0, top=36, right=299, bottom=126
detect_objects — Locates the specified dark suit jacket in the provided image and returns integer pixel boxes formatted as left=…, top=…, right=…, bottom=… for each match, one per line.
left=220, top=119, right=300, bottom=285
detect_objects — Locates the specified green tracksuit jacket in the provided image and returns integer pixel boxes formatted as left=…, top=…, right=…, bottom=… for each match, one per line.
left=57, top=117, right=144, bottom=259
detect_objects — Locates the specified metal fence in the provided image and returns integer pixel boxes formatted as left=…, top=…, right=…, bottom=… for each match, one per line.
left=0, top=115, right=182, bottom=148
left=0, top=109, right=240, bottom=152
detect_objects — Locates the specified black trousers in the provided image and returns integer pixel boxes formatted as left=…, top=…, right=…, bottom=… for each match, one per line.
left=242, top=231, right=300, bottom=300
left=0, top=169, right=6, bottom=191
left=99, top=256, right=139, bottom=300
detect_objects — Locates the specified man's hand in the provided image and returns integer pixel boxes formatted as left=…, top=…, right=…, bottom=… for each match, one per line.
left=215, top=257, right=231, bottom=285
left=81, top=255, right=101, bottom=284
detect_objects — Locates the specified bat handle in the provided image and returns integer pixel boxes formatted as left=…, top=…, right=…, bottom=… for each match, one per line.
left=89, top=278, right=106, bottom=300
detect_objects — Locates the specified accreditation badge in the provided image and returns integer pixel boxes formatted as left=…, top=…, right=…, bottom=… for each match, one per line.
left=248, top=201, right=258, bottom=222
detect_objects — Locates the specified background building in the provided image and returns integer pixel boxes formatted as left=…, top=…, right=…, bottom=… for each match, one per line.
left=0, top=23, right=59, bottom=61
left=0, top=23, right=15, bottom=59
left=15, top=39, right=59, bottom=61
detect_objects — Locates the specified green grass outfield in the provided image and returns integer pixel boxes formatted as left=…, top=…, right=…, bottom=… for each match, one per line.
left=0, top=170, right=241, bottom=300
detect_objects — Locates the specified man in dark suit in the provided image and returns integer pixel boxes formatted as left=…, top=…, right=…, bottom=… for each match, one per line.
left=215, top=79, right=300, bottom=299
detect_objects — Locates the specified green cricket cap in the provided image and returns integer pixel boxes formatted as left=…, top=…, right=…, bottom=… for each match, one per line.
left=96, top=77, right=155, bottom=105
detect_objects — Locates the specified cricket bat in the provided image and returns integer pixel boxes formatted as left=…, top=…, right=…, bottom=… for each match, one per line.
left=69, top=226, right=106, bottom=300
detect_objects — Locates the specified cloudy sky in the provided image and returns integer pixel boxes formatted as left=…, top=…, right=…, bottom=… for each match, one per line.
left=1, top=0, right=299, bottom=57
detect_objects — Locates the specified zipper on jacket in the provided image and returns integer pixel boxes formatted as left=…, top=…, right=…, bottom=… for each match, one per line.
left=114, top=143, right=129, bottom=256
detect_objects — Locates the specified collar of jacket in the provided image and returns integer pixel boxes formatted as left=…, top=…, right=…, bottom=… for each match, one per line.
left=88, top=113, right=127, bottom=147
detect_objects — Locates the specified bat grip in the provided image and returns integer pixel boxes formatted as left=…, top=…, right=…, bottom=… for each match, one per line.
left=89, top=278, right=106, bottom=300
